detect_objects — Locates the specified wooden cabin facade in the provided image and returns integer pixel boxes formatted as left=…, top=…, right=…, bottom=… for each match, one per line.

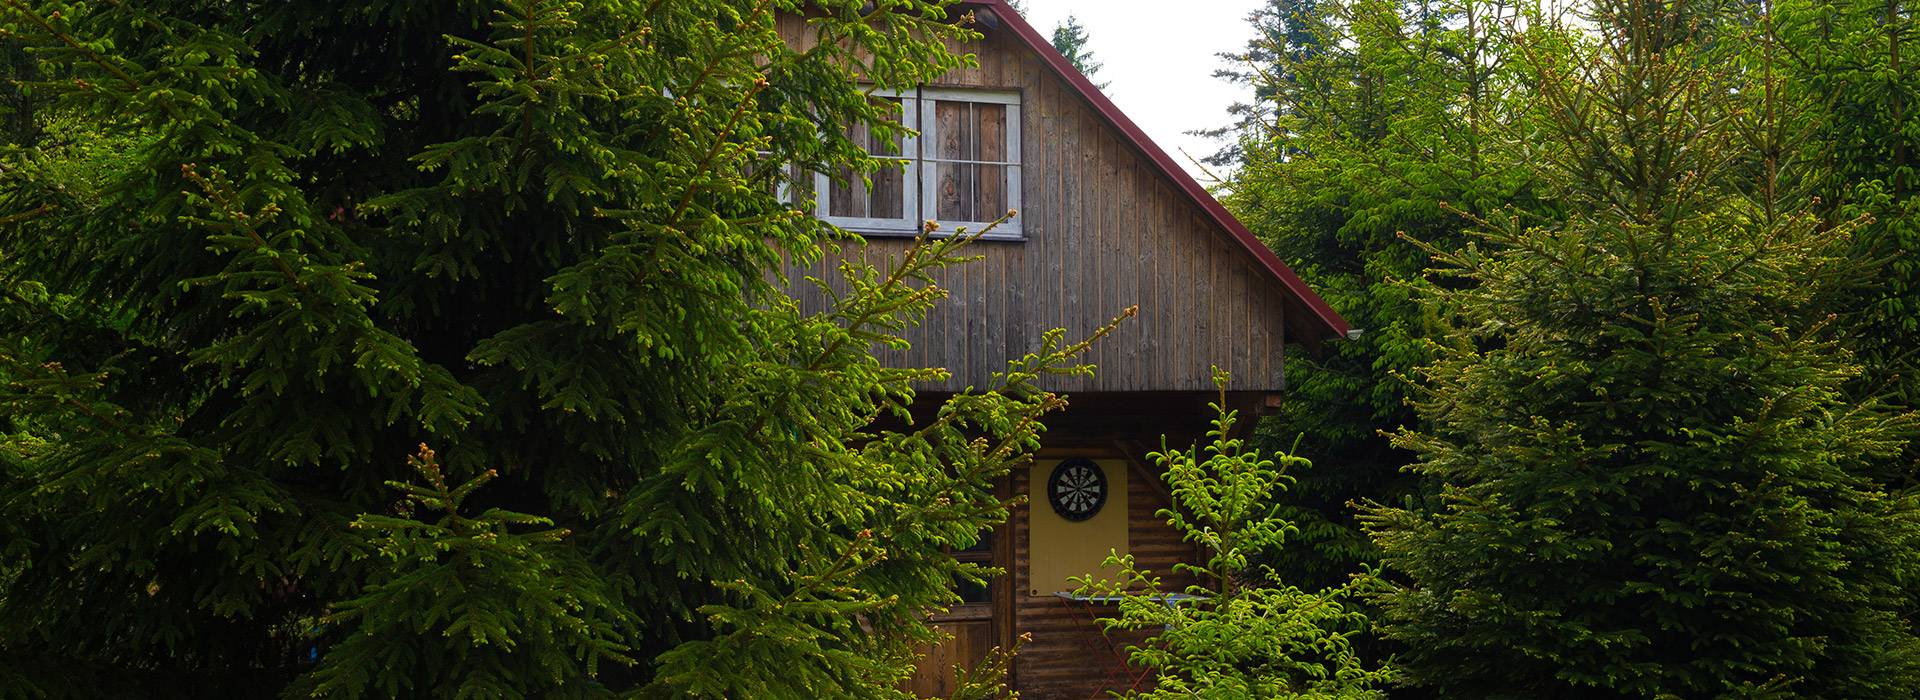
left=779, top=2, right=1350, bottom=696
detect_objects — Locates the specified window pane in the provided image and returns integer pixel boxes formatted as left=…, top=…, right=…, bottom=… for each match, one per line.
left=828, top=165, right=860, bottom=218
left=937, top=163, right=1009, bottom=223
left=829, top=162, right=906, bottom=220
left=937, top=162, right=976, bottom=222
left=860, top=97, right=904, bottom=156
left=931, top=99, right=1012, bottom=224
left=824, top=97, right=908, bottom=222
left=975, top=164, right=1005, bottom=219
left=975, top=103, right=1006, bottom=162
left=868, top=120, right=903, bottom=158
left=956, top=575, right=992, bottom=604
left=869, top=165, right=903, bottom=218
left=936, top=101, right=972, bottom=161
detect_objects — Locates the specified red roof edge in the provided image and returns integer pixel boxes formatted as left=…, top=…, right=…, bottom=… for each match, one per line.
left=961, top=0, right=1350, bottom=342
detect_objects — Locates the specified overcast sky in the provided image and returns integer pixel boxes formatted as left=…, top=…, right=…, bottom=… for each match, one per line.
left=1010, top=0, right=1266, bottom=183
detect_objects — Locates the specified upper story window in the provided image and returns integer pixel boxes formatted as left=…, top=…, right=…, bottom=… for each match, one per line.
left=815, top=88, right=1022, bottom=239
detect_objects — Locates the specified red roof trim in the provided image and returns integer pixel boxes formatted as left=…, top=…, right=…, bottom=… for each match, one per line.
left=960, top=0, right=1350, bottom=341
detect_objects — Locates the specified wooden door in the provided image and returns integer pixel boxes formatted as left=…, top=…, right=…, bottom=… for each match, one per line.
left=906, top=617, right=994, bottom=696
left=905, top=525, right=1008, bottom=696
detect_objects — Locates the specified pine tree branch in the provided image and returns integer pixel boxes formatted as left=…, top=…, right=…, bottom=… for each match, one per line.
left=0, top=202, right=54, bottom=226
left=1, top=0, right=140, bottom=91
left=663, top=49, right=772, bottom=234
left=179, top=164, right=312, bottom=296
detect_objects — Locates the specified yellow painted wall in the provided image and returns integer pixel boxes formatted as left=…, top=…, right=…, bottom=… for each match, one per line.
left=1026, top=458, right=1129, bottom=596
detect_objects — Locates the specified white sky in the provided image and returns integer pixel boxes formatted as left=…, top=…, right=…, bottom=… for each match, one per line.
left=1011, top=0, right=1267, bottom=184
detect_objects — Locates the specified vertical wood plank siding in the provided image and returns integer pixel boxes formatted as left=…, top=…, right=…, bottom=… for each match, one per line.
left=1014, top=446, right=1199, bottom=699
left=777, top=15, right=1292, bottom=392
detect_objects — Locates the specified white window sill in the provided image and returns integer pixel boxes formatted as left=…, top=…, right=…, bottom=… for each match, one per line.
left=839, top=225, right=1026, bottom=242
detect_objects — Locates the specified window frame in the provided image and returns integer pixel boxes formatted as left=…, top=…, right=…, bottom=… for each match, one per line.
left=812, top=87, right=1024, bottom=241
left=917, top=88, right=1023, bottom=239
left=813, top=89, right=921, bottom=234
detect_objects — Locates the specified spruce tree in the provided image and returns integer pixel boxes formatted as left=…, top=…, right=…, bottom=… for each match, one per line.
left=1362, top=0, right=1920, bottom=696
left=1773, top=0, right=1920, bottom=475
left=0, top=1, right=1101, bottom=697
left=1077, top=370, right=1392, bottom=699
left=1048, top=15, right=1107, bottom=90
left=1216, top=0, right=1545, bottom=591
left=1197, top=0, right=1323, bottom=167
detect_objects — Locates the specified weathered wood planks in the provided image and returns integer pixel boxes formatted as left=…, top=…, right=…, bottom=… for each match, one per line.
left=773, top=14, right=1295, bottom=392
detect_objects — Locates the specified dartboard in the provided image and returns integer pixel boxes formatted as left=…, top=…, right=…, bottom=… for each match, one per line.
left=1046, top=458, right=1108, bottom=521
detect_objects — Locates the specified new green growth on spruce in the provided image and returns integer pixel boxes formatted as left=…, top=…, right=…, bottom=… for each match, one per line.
left=0, top=1, right=1106, bottom=697
left=1074, top=369, right=1390, bottom=699
left=1361, top=0, right=1920, bottom=696
left=1772, top=0, right=1920, bottom=473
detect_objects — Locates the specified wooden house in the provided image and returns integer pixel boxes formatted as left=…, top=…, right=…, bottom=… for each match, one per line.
left=779, top=2, right=1351, bottom=696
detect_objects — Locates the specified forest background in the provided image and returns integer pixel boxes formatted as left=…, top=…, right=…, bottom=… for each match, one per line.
left=1209, top=0, right=1920, bottom=695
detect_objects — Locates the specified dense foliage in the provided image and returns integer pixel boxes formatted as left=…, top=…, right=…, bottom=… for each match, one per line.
left=1774, top=0, right=1920, bottom=471
left=1359, top=0, right=1920, bottom=696
left=0, top=1, right=1092, bottom=697
left=1079, top=371, right=1390, bottom=699
left=1215, top=0, right=1546, bottom=591
left=1217, top=0, right=1920, bottom=666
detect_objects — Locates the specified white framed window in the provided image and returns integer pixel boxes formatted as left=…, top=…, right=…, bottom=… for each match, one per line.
left=814, top=88, right=1022, bottom=239
left=920, top=88, right=1021, bottom=238
left=815, top=90, right=919, bottom=232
